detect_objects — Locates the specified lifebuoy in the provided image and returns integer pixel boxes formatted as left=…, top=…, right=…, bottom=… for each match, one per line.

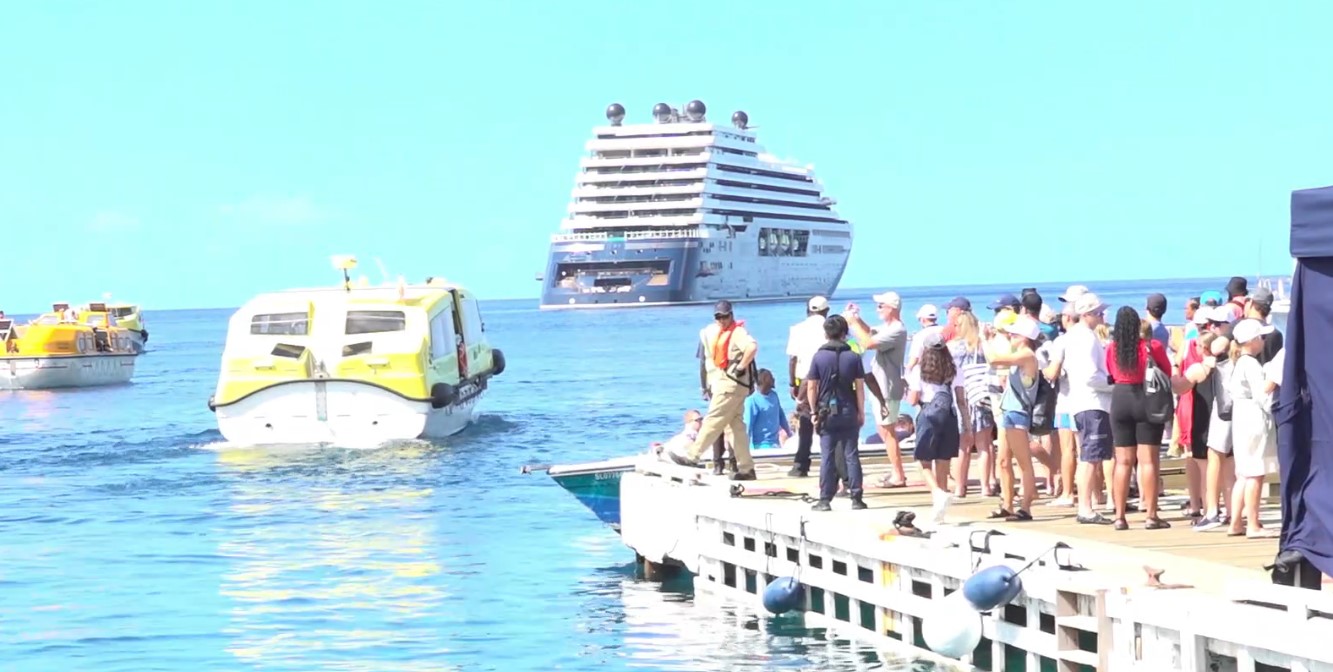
left=430, top=383, right=458, bottom=409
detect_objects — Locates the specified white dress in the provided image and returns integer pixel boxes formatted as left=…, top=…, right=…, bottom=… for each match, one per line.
left=1228, top=354, right=1277, bottom=478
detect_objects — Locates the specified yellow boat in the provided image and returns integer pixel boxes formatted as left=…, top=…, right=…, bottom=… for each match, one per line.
left=78, top=301, right=148, bottom=353
left=208, top=255, right=507, bottom=447
left=0, top=303, right=142, bottom=390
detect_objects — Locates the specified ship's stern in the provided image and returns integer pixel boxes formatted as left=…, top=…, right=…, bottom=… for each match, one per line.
left=539, top=235, right=701, bottom=309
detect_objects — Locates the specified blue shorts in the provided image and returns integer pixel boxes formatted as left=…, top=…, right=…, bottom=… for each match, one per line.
left=1074, top=410, right=1113, bottom=462
left=1000, top=410, right=1031, bottom=431
left=1055, top=413, right=1076, bottom=430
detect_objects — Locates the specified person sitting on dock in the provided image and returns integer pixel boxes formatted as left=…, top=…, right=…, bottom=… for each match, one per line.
left=669, top=300, right=759, bottom=481
left=652, top=409, right=703, bottom=460
left=744, top=369, right=791, bottom=451
left=805, top=315, right=868, bottom=511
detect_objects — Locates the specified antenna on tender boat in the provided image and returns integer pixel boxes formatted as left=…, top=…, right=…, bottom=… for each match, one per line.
left=331, top=255, right=358, bottom=292
left=374, top=257, right=392, bottom=285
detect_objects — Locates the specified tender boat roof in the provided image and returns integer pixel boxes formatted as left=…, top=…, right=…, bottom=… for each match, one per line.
left=239, top=282, right=470, bottom=313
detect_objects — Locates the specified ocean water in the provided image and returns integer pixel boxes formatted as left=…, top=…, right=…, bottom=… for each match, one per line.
left=0, top=277, right=1235, bottom=671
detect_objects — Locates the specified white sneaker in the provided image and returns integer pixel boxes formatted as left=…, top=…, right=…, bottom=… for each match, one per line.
left=1046, top=497, right=1075, bottom=508
left=931, top=490, right=953, bottom=524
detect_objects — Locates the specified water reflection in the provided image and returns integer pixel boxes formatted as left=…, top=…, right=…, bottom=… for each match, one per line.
left=561, top=557, right=931, bottom=672
left=213, top=445, right=458, bottom=672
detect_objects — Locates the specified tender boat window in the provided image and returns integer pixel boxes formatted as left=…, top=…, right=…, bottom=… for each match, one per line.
left=111, top=307, right=135, bottom=318
left=251, top=312, right=309, bottom=335
left=346, top=310, right=406, bottom=335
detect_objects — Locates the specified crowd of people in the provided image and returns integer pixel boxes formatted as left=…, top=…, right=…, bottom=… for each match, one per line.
left=660, top=278, right=1285, bottom=534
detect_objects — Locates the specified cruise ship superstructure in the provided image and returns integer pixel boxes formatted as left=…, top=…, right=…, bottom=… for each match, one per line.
left=539, top=100, right=853, bottom=309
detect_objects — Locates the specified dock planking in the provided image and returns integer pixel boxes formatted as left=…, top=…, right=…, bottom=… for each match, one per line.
left=709, top=451, right=1298, bottom=595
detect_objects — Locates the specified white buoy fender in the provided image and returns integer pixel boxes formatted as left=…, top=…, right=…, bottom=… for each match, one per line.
left=962, top=564, right=1023, bottom=611
left=761, top=576, right=803, bottom=615
left=922, top=592, right=983, bottom=658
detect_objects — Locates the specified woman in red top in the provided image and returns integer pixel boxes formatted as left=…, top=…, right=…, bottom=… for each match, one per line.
left=1104, top=306, right=1173, bottom=531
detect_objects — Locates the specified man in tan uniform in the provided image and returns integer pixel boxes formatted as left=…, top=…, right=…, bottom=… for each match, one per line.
left=670, top=300, right=759, bottom=480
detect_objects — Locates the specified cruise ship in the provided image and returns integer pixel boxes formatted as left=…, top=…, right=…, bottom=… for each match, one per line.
left=538, top=100, right=853, bottom=309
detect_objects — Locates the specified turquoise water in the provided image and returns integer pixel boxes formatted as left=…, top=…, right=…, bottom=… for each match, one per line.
left=0, top=278, right=1229, bottom=671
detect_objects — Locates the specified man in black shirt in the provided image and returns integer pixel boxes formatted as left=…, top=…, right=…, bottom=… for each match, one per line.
left=1246, top=287, right=1284, bottom=364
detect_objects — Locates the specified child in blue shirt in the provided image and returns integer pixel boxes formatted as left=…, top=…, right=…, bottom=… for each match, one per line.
left=745, top=369, right=792, bottom=450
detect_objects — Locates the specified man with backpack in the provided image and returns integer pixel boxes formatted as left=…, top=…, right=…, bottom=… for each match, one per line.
left=805, top=315, right=868, bottom=511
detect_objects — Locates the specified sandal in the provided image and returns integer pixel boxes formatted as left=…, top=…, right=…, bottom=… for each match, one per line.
left=988, top=508, right=1013, bottom=520
left=1004, top=509, right=1033, bottom=522
left=1077, top=512, right=1112, bottom=525
left=1246, top=528, right=1280, bottom=539
left=1113, top=518, right=1128, bottom=531
left=878, top=476, right=907, bottom=488
left=1145, top=518, right=1171, bottom=530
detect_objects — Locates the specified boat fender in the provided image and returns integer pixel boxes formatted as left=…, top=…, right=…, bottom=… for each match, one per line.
left=491, top=348, right=506, bottom=376
left=141, top=329, right=149, bottom=344
left=207, top=395, right=216, bottom=412
left=430, top=382, right=458, bottom=409
left=961, top=564, right=1023, bottom=611
left=922, top=591, right=984, bottom=658
left=761, top=576, right=803, bottom=615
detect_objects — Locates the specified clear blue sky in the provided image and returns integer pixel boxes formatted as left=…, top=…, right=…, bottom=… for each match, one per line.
left=2, top=2, right=1328, bottom=312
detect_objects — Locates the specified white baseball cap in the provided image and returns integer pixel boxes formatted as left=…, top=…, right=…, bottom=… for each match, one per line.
left=917, top=304, right=938, bottom=320
left=808, top=296, right=829, bottom=312
left=1002, top=315, right=1042, bottom=341
left=1232, top=318, right=1275, bottom=345
left=1059, top=285, right=1090, bottom=302
left=1192, top=305, right=1215, bottom=325
left=872, top=291, right=901, bottom=309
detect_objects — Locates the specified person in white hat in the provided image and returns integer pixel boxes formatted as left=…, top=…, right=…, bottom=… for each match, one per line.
left=981, top=314, right=1046, bottom=521
left=785, top=296, right=831, bottom=477
left=1225, top=318, right=1279, bottom=538
left=845, top=291, right=909, bottom=487
left=904, top=303, right=943, bottom=408
left=1052, top=293, right=1116, bottom=524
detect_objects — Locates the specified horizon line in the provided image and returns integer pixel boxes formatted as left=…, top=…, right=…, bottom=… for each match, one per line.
left=1, top=273, right=1261, bottom=315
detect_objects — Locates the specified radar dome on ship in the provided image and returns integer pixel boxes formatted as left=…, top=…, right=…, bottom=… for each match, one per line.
left=685, top=99, right=706, bottom=122
left=606, top=103, right=625, bottom=126
left=652, top=102, right=672, bottom=123
left=732, top=110, right=749, bottom=129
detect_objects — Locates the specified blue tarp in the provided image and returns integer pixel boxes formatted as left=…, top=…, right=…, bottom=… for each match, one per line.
left=1278, top=186, right=1333, bottom=578
left=1291, top=185, right=1333, bottom=258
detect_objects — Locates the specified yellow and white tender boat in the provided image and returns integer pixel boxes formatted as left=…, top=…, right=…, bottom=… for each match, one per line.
left=208, top=256, right=508, bottom=447
left=79, top=301, right=148, bottom=353
left=0, top=303, right=141, bottom=390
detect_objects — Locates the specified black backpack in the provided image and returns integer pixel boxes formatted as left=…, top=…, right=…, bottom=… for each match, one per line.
left=1142, top=347, right=1173, bottom=424
left=814, top=342, right=856, bottom=423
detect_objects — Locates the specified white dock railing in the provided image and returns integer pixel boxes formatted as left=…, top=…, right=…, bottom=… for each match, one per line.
left=620, top=461, right=1333, bottom=672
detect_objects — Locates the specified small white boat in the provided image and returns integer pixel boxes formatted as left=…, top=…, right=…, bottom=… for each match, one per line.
left=208, top=255, right=506, bottom=447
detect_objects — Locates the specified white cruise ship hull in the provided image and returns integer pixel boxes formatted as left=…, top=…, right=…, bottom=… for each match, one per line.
left=540, top=227, right=850, bottom=310
left=214, top=380, right=481, bottom=448
left=0, top=354, right=138, bottom=390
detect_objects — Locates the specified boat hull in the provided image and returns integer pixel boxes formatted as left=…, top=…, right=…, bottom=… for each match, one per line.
left=538, top=231, right=850, bottom=310
left=544, top=442, right=893, bottom=531
left=0, top=354, right=137, bottom=390
left=214, top=380, right=481, bottom=447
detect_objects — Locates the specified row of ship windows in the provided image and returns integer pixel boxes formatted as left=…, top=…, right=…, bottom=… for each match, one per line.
left=594, top=147, right=756, bottom=159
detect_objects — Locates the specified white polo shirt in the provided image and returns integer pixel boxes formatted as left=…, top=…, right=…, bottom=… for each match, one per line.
left=786, top=314, right=825, bottom=383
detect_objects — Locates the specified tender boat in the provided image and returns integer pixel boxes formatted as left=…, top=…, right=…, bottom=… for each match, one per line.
left=0, top=303, right=141, bottom=390
left=208, top=255, right=507, bottom=447
left=79, top=301, right=148, bottom=353
left=524, top=435, right=911, bottom=533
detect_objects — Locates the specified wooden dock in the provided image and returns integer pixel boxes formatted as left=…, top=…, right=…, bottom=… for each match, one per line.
left=617, top=453, right=1333, bottom=672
